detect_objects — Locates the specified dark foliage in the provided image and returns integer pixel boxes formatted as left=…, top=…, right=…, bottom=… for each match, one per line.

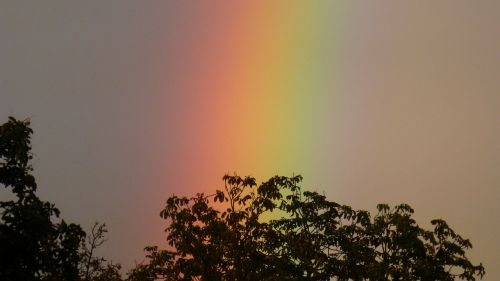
left=0, top=117, right=484, bottom=280
left=0, top=117, right=121, bottom=281
left=0, top=117, right=85, bottom=280
left=130, top=174, right=485, bottom=281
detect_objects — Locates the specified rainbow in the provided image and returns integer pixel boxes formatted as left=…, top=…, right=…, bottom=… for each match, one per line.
left=149, top=2, right=347, bottom=201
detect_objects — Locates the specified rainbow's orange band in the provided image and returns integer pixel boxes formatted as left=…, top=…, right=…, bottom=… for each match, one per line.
left=149, top=2, right=346, bottom=203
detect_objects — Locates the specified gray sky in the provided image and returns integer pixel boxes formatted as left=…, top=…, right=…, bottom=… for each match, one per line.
left=1, top=1, right=499, bottom=278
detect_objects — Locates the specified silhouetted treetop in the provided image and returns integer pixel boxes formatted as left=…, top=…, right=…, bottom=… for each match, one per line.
left=130, top=174, right=485, bottom=281
left=0, top=117, right=121, bottom=281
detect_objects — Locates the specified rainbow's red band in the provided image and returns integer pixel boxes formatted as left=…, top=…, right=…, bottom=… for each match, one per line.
left=149, top=2, right=346, bottom=201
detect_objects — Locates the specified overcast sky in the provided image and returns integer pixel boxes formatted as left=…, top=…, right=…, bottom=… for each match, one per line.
left=1, top=1, right=499, bottom=278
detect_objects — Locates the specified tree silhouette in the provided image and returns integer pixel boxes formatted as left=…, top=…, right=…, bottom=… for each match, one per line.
left=0, top=117, right=85, bottom=280
left=0, top=117, right=124, bottom=281
left=130, top=174, right=485, bottom=281
left=0, top=117, right=484, bottom=280
left=80, top=222, right=122, bottom=281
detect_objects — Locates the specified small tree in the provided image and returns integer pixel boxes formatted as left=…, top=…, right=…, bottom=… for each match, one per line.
left=80, top=222, right=122, bottom=281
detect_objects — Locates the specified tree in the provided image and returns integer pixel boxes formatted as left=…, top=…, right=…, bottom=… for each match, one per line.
left=365, top=204, right=485, bottom=280
left=130, top=174, right=485, bottom=281
left=0, top=117, right=123, bottom=281
left=0, top=117, right=86, bottom=280
left=80, top=222, right=122, bottom=281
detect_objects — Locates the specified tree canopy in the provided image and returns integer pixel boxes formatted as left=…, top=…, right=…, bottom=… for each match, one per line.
left=130, top=175, right=485, bottom=281
left=0, top=117, right=120, bottom=281
left=0, top=117, right=485, bottom=280
left=0, top=117, right=85, bottom=280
